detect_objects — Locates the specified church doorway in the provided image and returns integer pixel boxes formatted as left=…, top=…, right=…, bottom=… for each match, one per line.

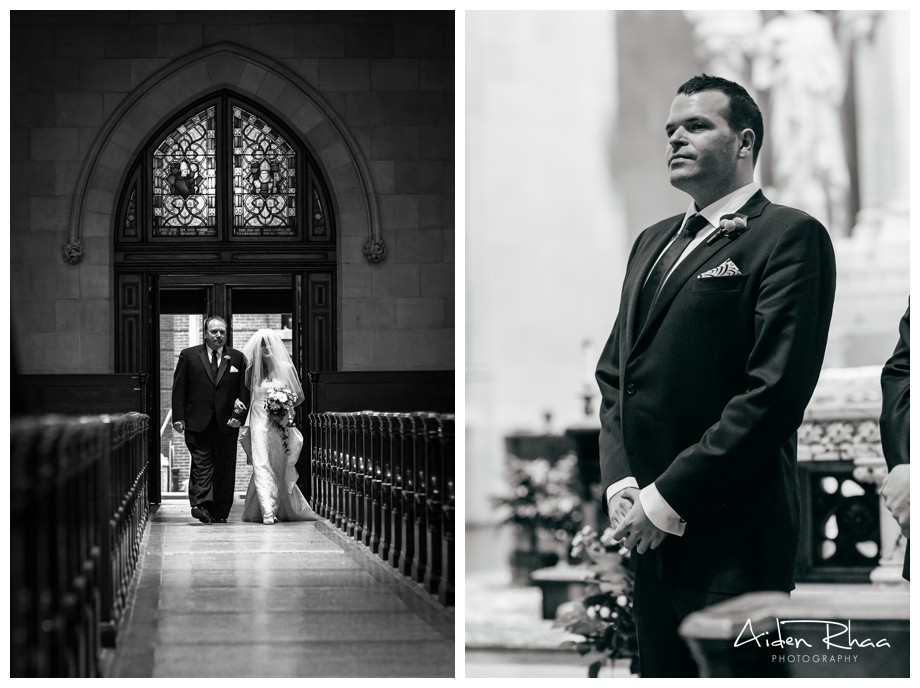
left=111, top=89, right=339, bottom=503
left=155, top=274, right=303, bottom=500
left=116, top=266, right=335, bottom=503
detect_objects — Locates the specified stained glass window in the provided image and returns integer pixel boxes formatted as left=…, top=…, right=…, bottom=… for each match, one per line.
left=232, top=107, right=297, bottom=237
left=117, top=93, right=334, bottom=245
left=152, top=107, right=217, bottom=237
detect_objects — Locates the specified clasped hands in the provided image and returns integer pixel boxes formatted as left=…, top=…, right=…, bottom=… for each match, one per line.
left=609, top=486, right=669, bottom=554
left=880, top=464, right=910, bottom=538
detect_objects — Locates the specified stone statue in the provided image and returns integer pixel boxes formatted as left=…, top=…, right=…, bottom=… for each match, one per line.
left=752, top=10, right=850, bottom=238
left=683, top=10, right=762, bottom=86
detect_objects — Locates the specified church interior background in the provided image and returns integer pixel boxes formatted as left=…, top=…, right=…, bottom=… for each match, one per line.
left=10, top=10, right=456, bottom=678
left=6, top=8, right=912, bottom=679
left=11, top=10, right=455, bottom=493
left=465, top=10, right=909, bottom=677
left=11, top=10, right=455, bottom=379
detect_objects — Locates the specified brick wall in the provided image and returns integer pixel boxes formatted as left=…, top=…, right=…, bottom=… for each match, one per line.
left=10, top=10, right=454, bottom=375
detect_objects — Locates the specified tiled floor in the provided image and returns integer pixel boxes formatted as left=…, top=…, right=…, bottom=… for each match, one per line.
left=106, top=500, right=455, bottom=678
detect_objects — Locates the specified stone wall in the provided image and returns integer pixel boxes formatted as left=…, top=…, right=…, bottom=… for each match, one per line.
left=10, top=10, right=455, bottom=374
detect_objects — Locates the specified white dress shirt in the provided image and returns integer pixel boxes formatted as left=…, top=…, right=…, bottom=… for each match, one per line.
left=209, top=346, right=224, bottom=366
left=605, top=182, right=760, bottom=536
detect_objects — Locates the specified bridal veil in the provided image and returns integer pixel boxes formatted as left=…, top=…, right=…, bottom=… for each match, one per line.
left=240, top=328, right=304, bottom=404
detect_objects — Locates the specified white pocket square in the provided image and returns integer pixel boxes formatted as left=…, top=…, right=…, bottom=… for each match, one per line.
left=698, top=259, right=742, bottom=279
left=230, top=365, right=239, bottom=373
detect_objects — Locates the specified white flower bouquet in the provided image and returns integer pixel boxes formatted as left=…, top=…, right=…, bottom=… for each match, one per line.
left=263, top=386, right=296, bottom=427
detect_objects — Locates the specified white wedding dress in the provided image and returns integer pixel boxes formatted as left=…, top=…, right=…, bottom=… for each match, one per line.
left=241, top=379, right=320, bottom=524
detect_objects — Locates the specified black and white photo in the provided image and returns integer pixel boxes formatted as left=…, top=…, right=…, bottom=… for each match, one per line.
left=465, top=9, right=909, bottom=679
left=10, top=9, right=455, bottom=678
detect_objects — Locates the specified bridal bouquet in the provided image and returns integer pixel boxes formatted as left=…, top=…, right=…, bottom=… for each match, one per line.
left=264, top=386, right=296, bottom=451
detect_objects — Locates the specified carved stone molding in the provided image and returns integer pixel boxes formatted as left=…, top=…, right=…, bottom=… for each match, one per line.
left=363, top=237, right=388, bottom=264
left=797, top=416, right=882, bottom=462
left=61, top=239, right=84, bottom=265
left=852, top=455, right=888, bottom=486
left=798, top=366, right=886, bottom=462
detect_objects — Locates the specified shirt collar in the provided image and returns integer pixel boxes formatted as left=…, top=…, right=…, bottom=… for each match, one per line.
left=682, top=182, right=760, bottom=231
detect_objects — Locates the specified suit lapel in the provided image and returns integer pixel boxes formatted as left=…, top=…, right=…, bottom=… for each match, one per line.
left=624, top=217, right=683, bottom=350
left=730, top=189, right=768, bottom=225
left=214, top=352, right=229, bottom=387
left=198, top=347, right=216, bottom=385
left=633, top=238, right=727, bottom=349
left=630, top=191, right=771, bottom=356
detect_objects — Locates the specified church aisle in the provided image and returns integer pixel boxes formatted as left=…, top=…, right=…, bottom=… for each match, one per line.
left=106, top=500, right=455, bottom=678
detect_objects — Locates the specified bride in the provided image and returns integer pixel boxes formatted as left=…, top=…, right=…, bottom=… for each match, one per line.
left=238, top=328, right=319, bottom=525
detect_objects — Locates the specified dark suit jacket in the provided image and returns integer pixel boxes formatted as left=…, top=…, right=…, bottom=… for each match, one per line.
left=596, top=191, right=836, bottom=594
left=172, top=345, right=251, bottom=434
left=879, top=305, right=909, bottom=580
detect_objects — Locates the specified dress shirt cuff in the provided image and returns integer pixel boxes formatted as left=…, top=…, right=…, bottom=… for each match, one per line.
left=604, top=477, right=639, bottom=507
left=639, top=483, right=687, bottom=537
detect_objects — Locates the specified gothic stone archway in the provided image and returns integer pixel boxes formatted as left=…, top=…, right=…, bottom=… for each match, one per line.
left=65, top=42, right=385, bottom=268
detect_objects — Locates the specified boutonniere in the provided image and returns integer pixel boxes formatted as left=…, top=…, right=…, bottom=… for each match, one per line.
left=706, top=213, right=749, bottom=245
left=223, top=354, right=231, bottom=360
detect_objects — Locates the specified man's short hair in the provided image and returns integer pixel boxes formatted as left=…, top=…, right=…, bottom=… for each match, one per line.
left=677, top=74, right=764, bottom=164
left=204, top=315, right=227, bottom=331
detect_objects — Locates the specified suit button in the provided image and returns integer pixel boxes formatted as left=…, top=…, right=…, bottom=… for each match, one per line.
left=626, top=383, right=636, bottom=395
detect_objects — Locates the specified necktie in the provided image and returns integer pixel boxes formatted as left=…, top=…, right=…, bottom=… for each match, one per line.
left=635, top=213, right=709, bottom=331
left=210, top=349, right=219, bottom=377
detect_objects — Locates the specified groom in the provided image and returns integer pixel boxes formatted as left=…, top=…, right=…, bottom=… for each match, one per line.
left=172, top=315, right=251, bottom=524
left=596, top=75, right=836, bottom=676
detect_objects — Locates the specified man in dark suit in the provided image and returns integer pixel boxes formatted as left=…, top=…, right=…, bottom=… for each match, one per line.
left=595, top=75, right=836, bottom=677
left=879, top=305, right=909, bottom=580
left=172, top=315, right=251, bottom=524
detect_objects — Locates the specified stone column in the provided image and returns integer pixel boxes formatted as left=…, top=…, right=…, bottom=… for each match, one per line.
left=818, top=11, right=908, bottom=367
left=852, top=456, right=908, bottom=586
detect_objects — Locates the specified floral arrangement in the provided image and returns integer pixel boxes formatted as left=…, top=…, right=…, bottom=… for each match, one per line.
left=554, top=525, right=639, bottom=677
left=493, top=453, right=584, bottom=552
left=263, top=386, right=296, bottom=452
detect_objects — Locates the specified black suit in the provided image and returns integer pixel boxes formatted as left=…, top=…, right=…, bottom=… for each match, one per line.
left=596, top=191, right=836, bottom=675
left=172, top=344, right=250, bottom=520
left=880, top=305, right=909, bottom=580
